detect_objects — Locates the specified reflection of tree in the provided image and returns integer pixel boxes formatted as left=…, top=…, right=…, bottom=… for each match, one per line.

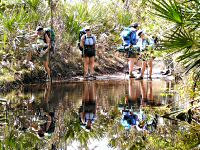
left=1, top=127, right=44, bottom=149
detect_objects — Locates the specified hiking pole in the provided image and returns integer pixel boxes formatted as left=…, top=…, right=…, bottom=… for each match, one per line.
left=49, top=0, right=53, bottom=83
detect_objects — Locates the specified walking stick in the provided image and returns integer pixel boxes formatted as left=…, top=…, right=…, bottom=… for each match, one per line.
left=49, top=0, right=53, bottom=83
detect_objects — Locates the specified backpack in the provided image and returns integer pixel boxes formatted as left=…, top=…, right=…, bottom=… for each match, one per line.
left=44, top=27, right=55, bottom=42
left=120, top=27, right=137, bottom=46
left=78, top=29, right=86, bottom=51
left=43, top=27, right=55, bottom=53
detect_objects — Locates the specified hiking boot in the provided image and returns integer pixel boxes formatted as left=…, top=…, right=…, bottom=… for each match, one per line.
left=90, top=74, right=97, bottom=80
left=135, top=76, right=143, bottom=80
left=83, top=73, right=90, bottom=80
left=129, top=73, right=136, bottom=78
left=84, top=73, right=90, bottom=78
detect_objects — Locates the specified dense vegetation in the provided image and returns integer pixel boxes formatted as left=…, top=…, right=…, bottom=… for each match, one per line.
left=0, top=0, right=167, bottom=86
left=0, top=0, right=199, bottom=149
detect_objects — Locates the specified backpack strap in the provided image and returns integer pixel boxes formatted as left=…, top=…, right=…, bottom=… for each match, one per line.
left=82, top=34, right=86, bottom=45
left=83, top=35, right=95, bottom=46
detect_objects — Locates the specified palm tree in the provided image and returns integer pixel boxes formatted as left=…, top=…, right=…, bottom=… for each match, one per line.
left=150, top=0, right=200, bottom=75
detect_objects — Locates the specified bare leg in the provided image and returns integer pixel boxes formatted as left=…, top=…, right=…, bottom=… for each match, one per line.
left=84, top=57, right=89, bottom=77
left=140, top=80, right=147, bottom=106
left=141, top=61, right=147, bottom=77
left=128, top=58, right=136, bottom=75
left=89, top=56, right=95, bottom=75
left=89, top=82, right=96, bottom=100
left=83, top=82, right=89, bottom=100
left=43, top=61, right=51, bottom=78
left=128, top=58, right=134, bottom=75
left=147, top=81, right=153, bottom=103
left=129, top=79, right=137, bottom=101
left=148, top=59, right=153, bottom=78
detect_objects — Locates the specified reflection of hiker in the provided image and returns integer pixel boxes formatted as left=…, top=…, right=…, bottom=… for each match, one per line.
left=24, top=26, right=52, bottom=81
left=38, top=112, right=55, bottom=137
left=139, top=80, right=159, bottom=106
left=36, top=83, right=55, bottom=137
left=136, top=31, right=155, bottom=80
left=120, top=23, right=140, bottom=78
left=37, top=83, right=51, bottom=114
left=79, top=82, right=96, bottom=130
left=126, top=79, right=141, bottom=108
left=80, top=26, right=97, bottom=80
left=121, top=79, right=141, bottom=129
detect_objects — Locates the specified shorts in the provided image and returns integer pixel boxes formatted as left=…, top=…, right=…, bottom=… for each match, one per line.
left=38, top=51, right=49, bottom=62
left=127, top=47, right=140, bottom=58
left=83, top=46, right=96, bottom=57
left=139, top=51, right=154, bottom=61
left=79, top=100, right=96, bottom=113
left=127, top=51, right=139, bottom=58
left=125, top=98, right=140, bottom=109
left=32, top=46, right=49, bottom=62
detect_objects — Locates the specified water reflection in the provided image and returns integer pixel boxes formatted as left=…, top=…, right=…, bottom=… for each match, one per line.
left=79, top=82, right=96, bottom=130
left=1, top=79, right=185, bottom=149
left=13, top=83, right=56, bottom=138
left=119, top=79, right=157, bottom=131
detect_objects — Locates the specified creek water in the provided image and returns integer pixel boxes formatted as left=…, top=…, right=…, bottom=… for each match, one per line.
left=0, top=79, right=185, bottom=149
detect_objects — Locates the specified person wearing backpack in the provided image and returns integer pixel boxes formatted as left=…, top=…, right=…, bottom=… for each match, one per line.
left=120, top=23, right=140, bottom=78
left=80, top=26, right=96, bottom=80
left=136, top=31, right=155, bottom=80
left=24, top=26, right=52, bottom=81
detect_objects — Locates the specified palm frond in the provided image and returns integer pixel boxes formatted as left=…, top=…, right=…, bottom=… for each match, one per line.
left=159, top=28, right=195, bottom=51
left=177, top=50, right=200, bottom=72
left=151, top=0, right=183, bottom=25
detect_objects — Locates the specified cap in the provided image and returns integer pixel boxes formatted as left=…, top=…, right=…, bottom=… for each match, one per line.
left=36, top=26, right=43, bottom=32
left=138, top=30, right=145, bottom=37
left=85, top=26, right=91, bottom=31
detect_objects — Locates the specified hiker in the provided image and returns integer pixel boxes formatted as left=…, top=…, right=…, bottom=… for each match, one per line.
left=80, top=26, right=96, bottom=80
left=136, top=31, right=155, bottom=80
left=120, top=23, right=140, bottom=78
left=79, top=82, right=96, bottom=130
left=24, top=26, right=52, bottom=81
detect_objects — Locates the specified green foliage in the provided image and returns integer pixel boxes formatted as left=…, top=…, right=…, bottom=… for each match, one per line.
left=2, top=128, right=42, bottom=149
left=151, top=0, right=200, bottom=74
left=152, top=0, right=183, bottom=25
left=24, top=0, right=41, bottom=11
left=147, top=127, right=200, bottom=149
left=117, top=11, right=133, bottom=27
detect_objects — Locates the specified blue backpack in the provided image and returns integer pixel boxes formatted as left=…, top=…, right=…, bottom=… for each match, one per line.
left=120, top=27, right=137, bottom=46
